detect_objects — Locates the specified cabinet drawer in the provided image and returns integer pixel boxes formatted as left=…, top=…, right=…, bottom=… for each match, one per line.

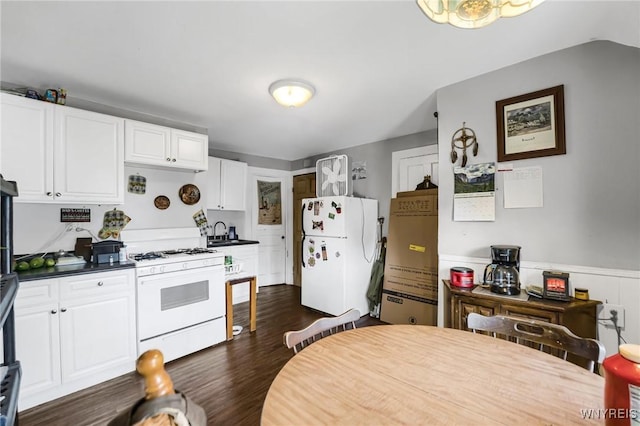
left=60, top=271, right=133, bottom=301
left=16, top=279, right=59, bottom=309
left=500, top=305, right=558, bottom=323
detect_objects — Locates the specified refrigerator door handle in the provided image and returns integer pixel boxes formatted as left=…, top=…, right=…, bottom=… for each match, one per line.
left=301, top=203, right=306, bottom=268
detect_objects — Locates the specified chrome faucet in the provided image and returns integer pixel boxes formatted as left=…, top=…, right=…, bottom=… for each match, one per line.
left=213, top=221, right=227, bottom=240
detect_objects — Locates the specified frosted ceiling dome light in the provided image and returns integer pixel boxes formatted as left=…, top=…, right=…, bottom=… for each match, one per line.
left=416, top=0, right=546, bottom=29
left=269, top=79, right=315, bottom=108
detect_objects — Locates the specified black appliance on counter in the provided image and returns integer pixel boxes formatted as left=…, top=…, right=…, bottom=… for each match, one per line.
left=92, top=240, right=124, bottom=264
left=483, top=245, right=521, bottom=296
left=1, top=174, right=22, bottom=425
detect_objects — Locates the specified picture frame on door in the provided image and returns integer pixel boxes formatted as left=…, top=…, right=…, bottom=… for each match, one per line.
left=496, top=85, right=566, bottom=162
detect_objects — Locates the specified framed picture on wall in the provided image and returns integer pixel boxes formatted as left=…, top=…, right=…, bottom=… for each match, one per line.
left=496, top=85, right=566, bottom=162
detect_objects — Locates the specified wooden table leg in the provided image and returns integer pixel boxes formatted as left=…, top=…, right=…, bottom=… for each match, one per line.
left=249, top=276, right=257, bottom=333
left=226, top=280, right=233, bottom=341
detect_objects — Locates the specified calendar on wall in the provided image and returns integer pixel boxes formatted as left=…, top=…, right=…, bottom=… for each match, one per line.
left=453, top=162, right=495, bottom=222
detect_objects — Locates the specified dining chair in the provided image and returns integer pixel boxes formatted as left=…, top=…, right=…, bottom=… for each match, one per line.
left=466, top=312, right=606, bottom=373
left=108, top=349, right=206, bottom=426
left=284, top=309, right=361, bottom=354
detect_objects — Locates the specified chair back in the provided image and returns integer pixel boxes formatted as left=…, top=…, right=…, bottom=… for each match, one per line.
left=467, top=313, right=605, bottom=373
left=284, top=309, right=360, bottom=354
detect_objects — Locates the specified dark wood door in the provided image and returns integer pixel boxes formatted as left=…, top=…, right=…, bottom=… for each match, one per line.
left=292, top=173, right=316, bottom=286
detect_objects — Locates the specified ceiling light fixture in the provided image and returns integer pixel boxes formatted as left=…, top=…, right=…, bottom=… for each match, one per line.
left=269, top=79, right=315, bottom=108
left=416, top=0, right=546, bottom=29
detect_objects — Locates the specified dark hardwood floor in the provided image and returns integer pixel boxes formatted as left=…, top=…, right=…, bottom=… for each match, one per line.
left=19, top=284, right=384, bottom=426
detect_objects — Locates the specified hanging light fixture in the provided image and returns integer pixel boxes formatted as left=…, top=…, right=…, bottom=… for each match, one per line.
left=416, top=0, right=546, bottom=29
left=269, top=79, right=315, bottom=108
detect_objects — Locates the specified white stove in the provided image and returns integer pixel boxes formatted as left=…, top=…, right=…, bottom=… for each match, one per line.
left=131, top=248, right=224, bottom=276
left=121, top=227, right=227, bottom=362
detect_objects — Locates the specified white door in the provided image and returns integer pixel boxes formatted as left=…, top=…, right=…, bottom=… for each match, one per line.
left=59, top=295, right=136, bottom=382
left=250, top=171, right=287, bottom=286
left=54, top=106, right=124, bottom=204
left=170, top=129, right=208, bottom=170
left=15, top=302, right=61, bottom=396
left=0, top=94, right=55, bottom=202
left=302, top=196, right=348, bottom=238
left=221, top=159, right=248, bottom=210
left=124, top=119, right=171, bottom=167
left=301, top=236, right=346, bottom=316
left=392, top=145, right=439, bottom=197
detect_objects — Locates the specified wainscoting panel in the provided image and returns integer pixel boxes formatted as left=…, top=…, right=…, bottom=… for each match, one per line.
left=439, top=254, right=640, bottom=359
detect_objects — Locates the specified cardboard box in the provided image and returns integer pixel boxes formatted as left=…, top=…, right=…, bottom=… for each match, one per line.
left=380, top=290, right=437, bottom=325
left=380, top=190, right=438, bottom=325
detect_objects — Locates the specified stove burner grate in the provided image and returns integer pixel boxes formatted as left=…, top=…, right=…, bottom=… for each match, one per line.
left=131, top=252, right=165, bottom=261
left=131, top=248, right=218, bottom=262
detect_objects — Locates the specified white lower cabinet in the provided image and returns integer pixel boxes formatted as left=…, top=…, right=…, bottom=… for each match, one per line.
left=222, top=244, right=259, bottom=304
left=15, top=269, right=137, bottom=410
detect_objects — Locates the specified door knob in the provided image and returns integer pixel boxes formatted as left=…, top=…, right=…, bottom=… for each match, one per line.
left=46, top=192, right=52, bottom=196
left=171, top=158, right=176, bottom=162
left=55, top=192, right=61, bottom=197
left=51, top=309, right=57, bottom=314
left=281, top=236, right=285, bottom=239
left=61, top=308, right=67, bottom=312
left=166, top=157, right=171, bottom=162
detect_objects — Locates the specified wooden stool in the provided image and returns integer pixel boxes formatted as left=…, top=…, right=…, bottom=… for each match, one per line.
left=225, top=276, right=257, bottom=340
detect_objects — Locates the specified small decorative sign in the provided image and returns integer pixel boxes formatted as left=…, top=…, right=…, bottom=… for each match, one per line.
left=60, top=208, right=91, bottom=223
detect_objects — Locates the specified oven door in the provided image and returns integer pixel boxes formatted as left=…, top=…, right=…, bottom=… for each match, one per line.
left=137, top=265, right=225, bottom=341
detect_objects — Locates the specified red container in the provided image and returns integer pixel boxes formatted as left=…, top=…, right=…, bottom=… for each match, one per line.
left=603, top=344, right=640, bottom=425
left=450, top=267, right=474, bottom=288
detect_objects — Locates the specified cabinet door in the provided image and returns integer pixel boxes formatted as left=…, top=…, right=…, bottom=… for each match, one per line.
left=59, top=293, right=136, bottom=383
left=459, top=301, right=496, bottom=331
left=54, top=106, right=125, bottom=204
left=500, top=304, right=558, bottom=323
left=170, top=129, right=208, bottom=171
left=0, top=94, right=55, bottom=202
left=124, top=119, right=171, bottom=167
left=220, top=159, right=247, bottom=210
left=206, top=157, right=222, bottom=210
left=15, top=302, right=61, bottom=397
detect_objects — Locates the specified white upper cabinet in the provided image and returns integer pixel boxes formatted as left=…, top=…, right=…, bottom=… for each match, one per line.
left=124, top=120, right=171, bottom=165
left=207, top=157, right=247, bottom=211
left=0, top=93, right=54, bottom=202
left=54, top=106, right=124, bottom=204
left=0, top=94, right=124, bottom=204
left=124, top=119, right=208, bottom=172
left=170, top=129, right=209, bottom=171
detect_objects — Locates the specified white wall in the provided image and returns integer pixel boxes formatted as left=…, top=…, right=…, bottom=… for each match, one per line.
left=435, top=41, right=640, bottom=355
left=13, top=165, right=210, bottom=255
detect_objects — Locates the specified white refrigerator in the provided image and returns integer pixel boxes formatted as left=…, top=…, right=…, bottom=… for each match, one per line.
left=301, top=196, right=378, bottom=316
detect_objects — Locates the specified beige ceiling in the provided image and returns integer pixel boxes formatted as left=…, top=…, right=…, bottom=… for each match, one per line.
left=1, top=1, right=639, bottom=161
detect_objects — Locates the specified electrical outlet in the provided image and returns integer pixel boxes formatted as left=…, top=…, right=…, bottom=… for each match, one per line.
left=603, top=304, right=625, bottom=329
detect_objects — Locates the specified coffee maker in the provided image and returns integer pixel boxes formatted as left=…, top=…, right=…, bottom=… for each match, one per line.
left=483, top=245, right=521, bottom=295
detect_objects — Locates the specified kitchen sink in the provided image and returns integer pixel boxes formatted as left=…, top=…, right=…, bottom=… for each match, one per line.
left=207, top=239, right=254, bottom=247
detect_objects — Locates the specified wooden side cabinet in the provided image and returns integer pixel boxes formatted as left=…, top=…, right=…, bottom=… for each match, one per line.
left=443, top=280, right=601, bottom=340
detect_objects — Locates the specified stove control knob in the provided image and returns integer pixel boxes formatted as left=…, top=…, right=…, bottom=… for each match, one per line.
left=183, top=263, right=188, bottom=270
left=159, top=265, right=165, bottom=273
left=149, top=267, right=156, bottom=274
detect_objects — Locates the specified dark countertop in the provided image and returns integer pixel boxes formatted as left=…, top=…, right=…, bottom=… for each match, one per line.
left=206, top=239, right=259, bottom=248
left=17, top=261, right=136, bottom=282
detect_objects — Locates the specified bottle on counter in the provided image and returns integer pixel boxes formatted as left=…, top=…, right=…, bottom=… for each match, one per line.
left=119, top=245, right=128, bottom=263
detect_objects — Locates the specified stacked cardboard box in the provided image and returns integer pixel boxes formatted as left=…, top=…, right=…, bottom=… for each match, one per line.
left=380, top=189, right=438, bottom=325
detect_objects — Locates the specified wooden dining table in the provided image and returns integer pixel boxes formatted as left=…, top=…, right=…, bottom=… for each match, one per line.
left=261, top=325, right=604, bottom=425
